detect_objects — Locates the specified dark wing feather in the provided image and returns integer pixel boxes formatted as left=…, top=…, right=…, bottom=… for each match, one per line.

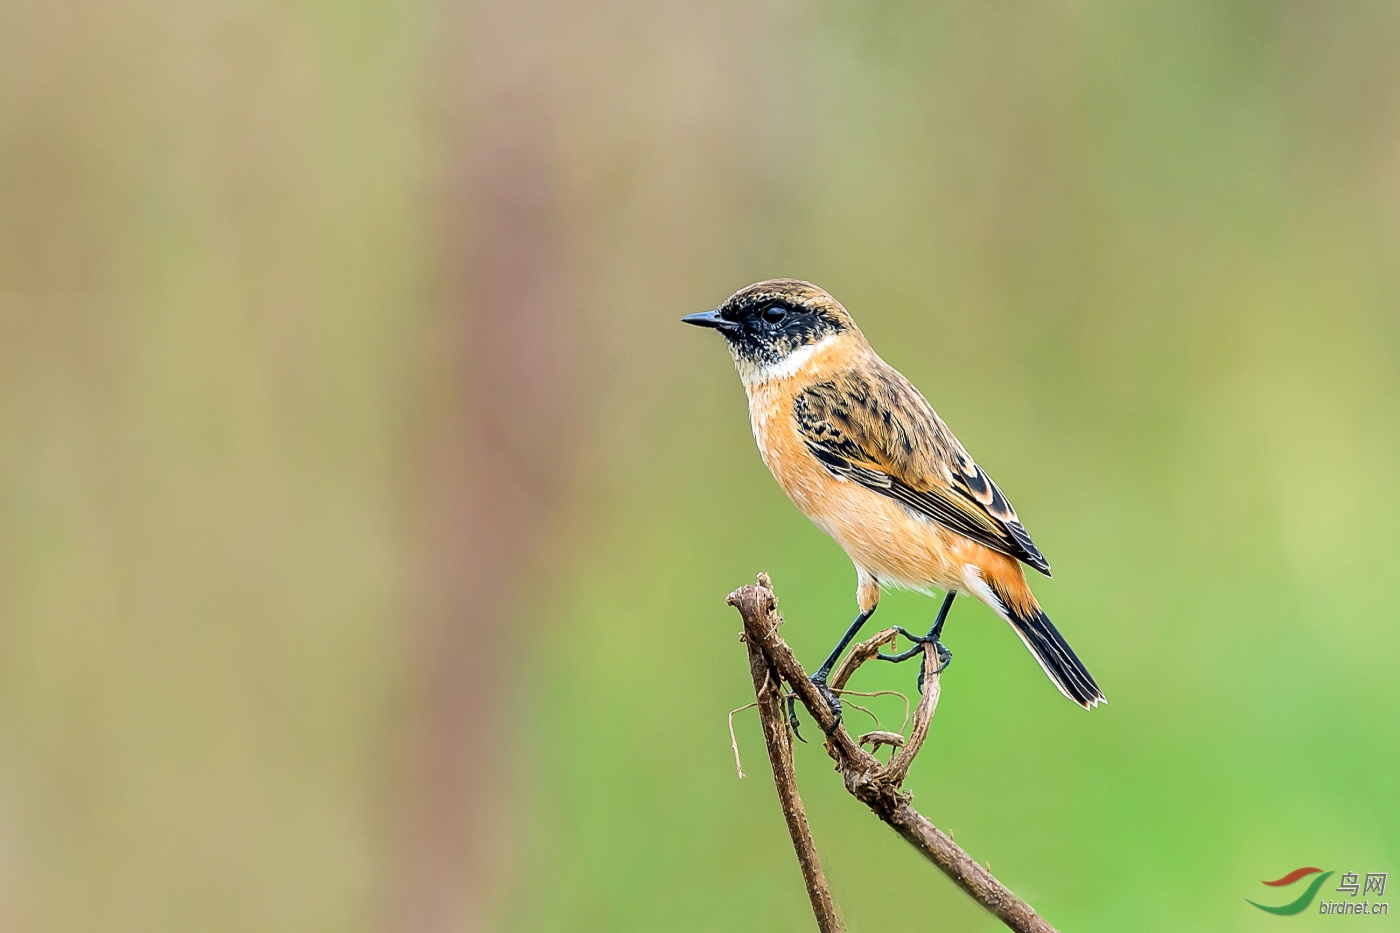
left=794, top=369, right=1051, bottom=575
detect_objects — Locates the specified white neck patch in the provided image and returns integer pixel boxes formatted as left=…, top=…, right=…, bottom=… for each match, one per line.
left=734, top=334, right=838, bottom=387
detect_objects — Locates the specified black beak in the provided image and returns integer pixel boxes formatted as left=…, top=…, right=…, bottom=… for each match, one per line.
left=681, top=309, right=737, bottom=332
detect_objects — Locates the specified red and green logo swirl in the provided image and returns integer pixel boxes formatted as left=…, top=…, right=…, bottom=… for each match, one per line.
left=1247, top=867, right=1333, bottom=915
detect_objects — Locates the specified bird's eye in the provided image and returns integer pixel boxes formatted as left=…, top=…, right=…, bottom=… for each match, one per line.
left=761, top=306, right=787, bottom=325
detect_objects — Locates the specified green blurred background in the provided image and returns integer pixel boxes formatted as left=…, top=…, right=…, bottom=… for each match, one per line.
left=2, top=1, right=1398, bottom=931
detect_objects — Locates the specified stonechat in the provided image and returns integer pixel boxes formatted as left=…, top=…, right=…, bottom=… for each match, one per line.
left=684, top=279, right=1103, bottom=715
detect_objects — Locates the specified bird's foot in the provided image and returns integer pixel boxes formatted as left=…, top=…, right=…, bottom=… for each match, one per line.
left=877, top=626, right=952, bottom=666
left=810, top=674, right=843, bottom=733
left=784, top=676, right=845, bottom=741
left=877, top=626, right=952, bottom=692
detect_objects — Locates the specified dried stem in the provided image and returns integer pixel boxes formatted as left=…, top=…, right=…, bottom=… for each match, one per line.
left=727, top=574, right=1058, bottom=933
left=740, top=623, right=842, bottom=932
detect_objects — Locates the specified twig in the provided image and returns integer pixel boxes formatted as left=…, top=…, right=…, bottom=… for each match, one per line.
left=727, top=703, right=757, bottom=779
left=828, top=627, right=899, bottom=691
left=837, top=699, right=880, bottom=728
left=727, top=574, right=1058, bottom=933
left=737, top=612, right=843, bottom=932
left=834, top=688, right=910, bottom=732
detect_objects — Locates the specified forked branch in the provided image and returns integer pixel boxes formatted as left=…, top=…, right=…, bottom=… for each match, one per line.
left=728, top=574, right=1058, bottom=933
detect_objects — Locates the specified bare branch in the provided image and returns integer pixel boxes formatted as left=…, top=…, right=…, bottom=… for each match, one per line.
left=727, top=575, right=1058, bottom=933
left=828, top=627, right=899, bottom=692
left=733, top=583, right=842, bottom=932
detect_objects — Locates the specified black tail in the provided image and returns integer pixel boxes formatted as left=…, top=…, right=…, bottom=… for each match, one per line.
left=987, top=582, right=1104, bottom=709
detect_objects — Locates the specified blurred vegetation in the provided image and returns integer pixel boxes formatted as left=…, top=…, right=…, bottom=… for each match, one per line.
left=2, top=1, right=1398, bottom=932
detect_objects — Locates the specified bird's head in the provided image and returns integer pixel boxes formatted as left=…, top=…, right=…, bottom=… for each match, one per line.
left=682, top=279, right=861, bottom=383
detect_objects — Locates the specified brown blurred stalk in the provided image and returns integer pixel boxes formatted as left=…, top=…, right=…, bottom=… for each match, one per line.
left=386, top=3, right=591, bottom=930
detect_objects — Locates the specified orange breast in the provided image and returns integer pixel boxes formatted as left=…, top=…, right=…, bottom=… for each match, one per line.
left=742, top=341, right=984, bottom=594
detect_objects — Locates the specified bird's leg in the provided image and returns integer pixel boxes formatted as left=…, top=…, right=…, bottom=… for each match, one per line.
left=878, top=591, right=955, bottom=689
left=807, top=606, right=875, bottom=729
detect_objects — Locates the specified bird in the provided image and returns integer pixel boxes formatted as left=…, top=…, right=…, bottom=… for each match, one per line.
left=683, top=279, right=1104, bottom=720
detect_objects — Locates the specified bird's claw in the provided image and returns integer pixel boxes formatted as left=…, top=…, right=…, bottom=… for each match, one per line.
left=876, top=626, right=952, bottom=693
left=880, top=627, right=952, bottom=664
left=785, top=677, right=845, bottom=741
left=935, top=641, right=952, bottom=671
left=812, top=677, right=843, bottom=732
left=916, top=642, right=952, bottom=694
left=785, top=693, right=806, bottom=743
